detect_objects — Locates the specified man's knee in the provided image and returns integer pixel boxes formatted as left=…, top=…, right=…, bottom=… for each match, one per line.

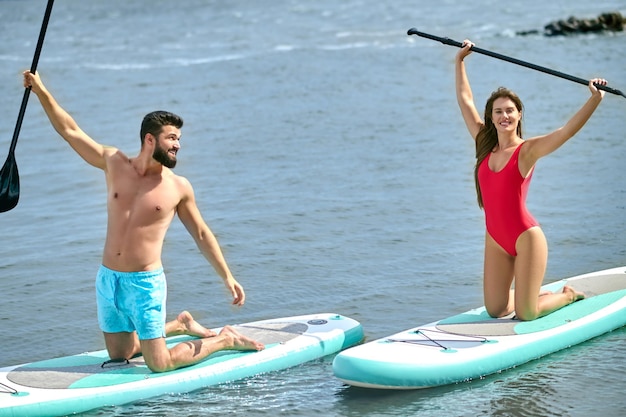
left=103, top=332, right=140, bottom=360
left=140, top=337, right=175, bottom=373
left=143, top=355, right=174, bottom=373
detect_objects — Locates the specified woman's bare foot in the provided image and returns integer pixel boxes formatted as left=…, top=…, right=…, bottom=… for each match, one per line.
left=166, top=311, right=217, bottom=338
left=219, top=325, right=265, bottom=351
left=562, top=285, right=585, bottom=303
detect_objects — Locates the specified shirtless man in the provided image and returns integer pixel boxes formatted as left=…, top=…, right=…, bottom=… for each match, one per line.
left=23, top=71, right=264, bottom=372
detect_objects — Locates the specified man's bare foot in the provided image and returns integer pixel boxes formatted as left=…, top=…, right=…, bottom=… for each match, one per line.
left=563, top=285, right=585, bottom=303
left=166, top=311, right=217, bottom=338
left=219, top=325, right=265, bottom=351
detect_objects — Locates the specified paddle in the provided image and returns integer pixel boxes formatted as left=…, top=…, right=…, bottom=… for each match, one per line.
left=407, top=28, right=626, bottom=99
left=0, top=0, right=55, bottom=213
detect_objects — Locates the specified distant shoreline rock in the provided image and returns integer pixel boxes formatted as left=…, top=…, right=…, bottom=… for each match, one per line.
left=517, top=11, right=624, bottom=36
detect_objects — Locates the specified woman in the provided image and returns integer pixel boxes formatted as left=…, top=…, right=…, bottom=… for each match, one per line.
left=455, top=39, right=606, bottom=320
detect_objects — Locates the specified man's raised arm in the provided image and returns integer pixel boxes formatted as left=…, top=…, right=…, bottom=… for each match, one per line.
left=23, top=71, right=108, bottom=169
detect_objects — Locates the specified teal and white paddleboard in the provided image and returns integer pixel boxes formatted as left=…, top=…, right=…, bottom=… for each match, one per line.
left=333, top=266, right=626, bottom=389
left=0, top=313, right=363, bottom=417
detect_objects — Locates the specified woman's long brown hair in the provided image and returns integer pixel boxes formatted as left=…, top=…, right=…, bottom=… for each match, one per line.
left=474, top=87, right=524, bottom=208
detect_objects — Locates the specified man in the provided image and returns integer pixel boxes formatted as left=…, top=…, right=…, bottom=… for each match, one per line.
left=23, top=71, right=264, bottom=372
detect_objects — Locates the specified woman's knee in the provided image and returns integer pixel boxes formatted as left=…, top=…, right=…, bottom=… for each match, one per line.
left=514, top=308, right=539, bottom=321
left=485, top=301, right=512, bottom=318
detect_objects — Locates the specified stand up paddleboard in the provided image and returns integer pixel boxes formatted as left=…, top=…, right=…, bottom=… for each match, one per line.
left=333, top=266, right=626, bottom=390
left=0, top=313, right=363, bottom=417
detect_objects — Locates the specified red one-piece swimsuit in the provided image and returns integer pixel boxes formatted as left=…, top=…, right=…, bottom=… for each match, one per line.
left=477, top=142, right=539, bottom=256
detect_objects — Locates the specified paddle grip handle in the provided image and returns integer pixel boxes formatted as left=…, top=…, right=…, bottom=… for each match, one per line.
left=9, top=0, right=55, bottom=155
left=30, top=0, right=54, bottom=74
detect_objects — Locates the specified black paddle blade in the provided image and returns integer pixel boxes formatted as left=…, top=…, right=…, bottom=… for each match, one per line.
left=0, top=151, right=20, bottom=213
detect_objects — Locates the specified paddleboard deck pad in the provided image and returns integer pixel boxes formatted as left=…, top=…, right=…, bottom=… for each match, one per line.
left=333, top=266, right=626, bottom=389
left=0, top=313, right=363, bottom=416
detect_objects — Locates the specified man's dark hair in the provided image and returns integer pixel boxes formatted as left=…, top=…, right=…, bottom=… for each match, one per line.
left=140, top=111, right=184, bottom=145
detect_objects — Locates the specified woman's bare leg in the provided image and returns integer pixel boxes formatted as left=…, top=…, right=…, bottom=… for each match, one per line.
left=514, top=227, right=584, bottom=320
left=483, top=232, right=516, bottom=318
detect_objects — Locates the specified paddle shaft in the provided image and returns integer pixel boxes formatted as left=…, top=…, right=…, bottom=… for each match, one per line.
left=8, top=0, right=55, bottom=155
left=407, top=28, right=625, bottom=99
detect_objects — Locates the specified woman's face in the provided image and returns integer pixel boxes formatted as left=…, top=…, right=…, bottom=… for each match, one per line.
left=491, top=97, right=521, bottom=135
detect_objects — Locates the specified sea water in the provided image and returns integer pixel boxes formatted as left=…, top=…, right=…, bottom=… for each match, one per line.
left=0, top=0, right=625, bottom=415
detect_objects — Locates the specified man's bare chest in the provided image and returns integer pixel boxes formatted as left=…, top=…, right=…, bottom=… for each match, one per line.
left=107, top=175, right=179, bottom=223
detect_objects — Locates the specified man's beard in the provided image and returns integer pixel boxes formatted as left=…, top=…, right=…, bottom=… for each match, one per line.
left=153, top=144, right=177, bottom=168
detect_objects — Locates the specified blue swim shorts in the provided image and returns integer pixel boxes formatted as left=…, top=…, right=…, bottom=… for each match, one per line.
left=96, top=265, right=167, bottom=340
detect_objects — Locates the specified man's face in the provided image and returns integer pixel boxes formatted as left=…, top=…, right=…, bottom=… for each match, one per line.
left=152, top=125, right=181, bottom=168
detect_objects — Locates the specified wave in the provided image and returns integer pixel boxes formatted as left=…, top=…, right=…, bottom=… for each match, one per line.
left=82, top=53, right=246, bottom=70
left=75, top=39, right=413, bottom=71
left=0, top=54, right=21, bottom=62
